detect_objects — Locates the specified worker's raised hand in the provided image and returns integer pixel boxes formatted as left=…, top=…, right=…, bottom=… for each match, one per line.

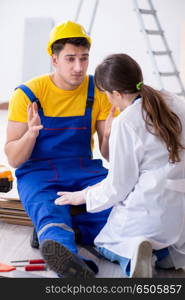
left=104, top=105, right=117, bottom=138
left=27, top=102, right=43, bottom=138
left=55, top=190, right=86, bottom=206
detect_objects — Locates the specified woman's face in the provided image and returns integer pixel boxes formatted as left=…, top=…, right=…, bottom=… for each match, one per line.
left=105, top=90, right=135, bottom=111
left=105, top=91, right=124, bottom=110
left=105, top=91, right=119, bottom=105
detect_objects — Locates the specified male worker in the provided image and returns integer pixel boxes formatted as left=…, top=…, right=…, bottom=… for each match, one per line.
left=5, top=21, right=116, bottom=278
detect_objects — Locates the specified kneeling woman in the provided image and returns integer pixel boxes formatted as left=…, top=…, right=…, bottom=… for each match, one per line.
left=55, top=53, right=185, bottom=278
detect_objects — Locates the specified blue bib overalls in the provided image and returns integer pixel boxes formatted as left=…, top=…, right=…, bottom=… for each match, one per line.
left=15, top=76, right=111, bottom=254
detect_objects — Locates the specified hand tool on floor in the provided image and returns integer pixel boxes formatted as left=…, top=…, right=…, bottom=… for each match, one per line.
left=0, top=262, right=44, bottom=278
left=11, top=259, right=45, bottom=264
left=12, top=264, right=47, bottom=271
left=0, top=165, right=13, bottom=193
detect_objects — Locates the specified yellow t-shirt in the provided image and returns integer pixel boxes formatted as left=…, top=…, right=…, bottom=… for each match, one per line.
left=8, top=74, right=115, bottom=148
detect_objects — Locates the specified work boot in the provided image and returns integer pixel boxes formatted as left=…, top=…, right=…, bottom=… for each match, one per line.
left=30, top=228, right=39, bottom=249
left=40, top=240, right=95, bottom=278
left=81, top=257, right=99, bottom=274
left=130, top=240, right=152, bottom=278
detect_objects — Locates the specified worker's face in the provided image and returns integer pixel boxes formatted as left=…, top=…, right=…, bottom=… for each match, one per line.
left=52, top=43, right=89, bottom=89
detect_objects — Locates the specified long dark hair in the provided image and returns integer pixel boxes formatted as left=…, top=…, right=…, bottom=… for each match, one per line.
left=94, top=53, right=184, bottom=163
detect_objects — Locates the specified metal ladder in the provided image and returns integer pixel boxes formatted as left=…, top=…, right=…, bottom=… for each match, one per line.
left=133, top=0, right=185, bottom=97
left=74, top=0, right=99, bottom=35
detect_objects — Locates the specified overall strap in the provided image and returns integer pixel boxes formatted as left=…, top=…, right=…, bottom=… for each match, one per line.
left=86, top=75, right=94, bottom=109
left=15, top=84, right=42, bottom=109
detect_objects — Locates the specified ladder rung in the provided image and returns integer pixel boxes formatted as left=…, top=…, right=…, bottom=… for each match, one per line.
left=159, top=72, right=178, bottom=77
left=145, top=30, right=163, bottom=35
left=134, top=1, right=185, bottom=93
left=139, top=9, right=156, bottom=15
left=152, top=51, right=171, bottom=56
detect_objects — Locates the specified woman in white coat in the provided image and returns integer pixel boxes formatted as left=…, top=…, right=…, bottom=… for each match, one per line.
left=55, top=53, right=185, bottom=278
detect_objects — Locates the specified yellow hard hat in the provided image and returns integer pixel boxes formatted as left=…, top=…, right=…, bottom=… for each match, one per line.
left=47, top=20, right=92, bottom=56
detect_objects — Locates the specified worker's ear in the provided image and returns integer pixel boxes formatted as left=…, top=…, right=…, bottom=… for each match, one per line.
left=51, top=54, right=58, bottom=67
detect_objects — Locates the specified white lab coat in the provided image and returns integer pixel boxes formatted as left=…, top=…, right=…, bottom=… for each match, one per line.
left=86, top=92, right=185, bottom=269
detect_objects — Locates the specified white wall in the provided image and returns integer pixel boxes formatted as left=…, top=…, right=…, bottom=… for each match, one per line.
left=0, top=0, right=185, bottom=102
left=181, top=22, right=185, bottom=84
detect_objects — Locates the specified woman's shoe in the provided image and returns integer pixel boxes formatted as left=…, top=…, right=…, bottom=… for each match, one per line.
left=130, top=240, right=152, bottom=278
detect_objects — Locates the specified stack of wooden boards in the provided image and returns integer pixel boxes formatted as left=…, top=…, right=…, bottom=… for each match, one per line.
left=0, top=197, right=32, bottom=226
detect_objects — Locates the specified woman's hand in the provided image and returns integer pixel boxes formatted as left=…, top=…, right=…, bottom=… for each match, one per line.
left=55, top=190, right=86, bottom=206
left=103, top=105, right=117, bottom=138
left=27, top=102, right=43, bottom=138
